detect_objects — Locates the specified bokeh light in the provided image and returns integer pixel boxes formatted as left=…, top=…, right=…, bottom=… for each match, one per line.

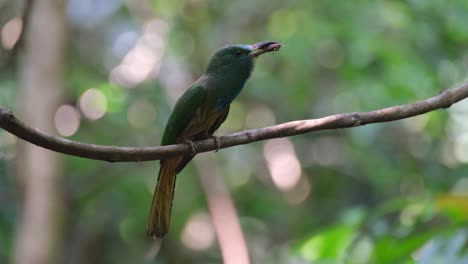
left=54, top=105, right=81, bottom=136
left=263, top=138, right=302, bottom=191
left=79, top=88, right=107, bottom=120
left=1, top=17, right=22, bottom=50
left=159, top=58, right=194, bottom=103
left=181, top=211, right=215, bottom=251
left=285, top=176, right=311, bottom=204
left=112, top=31, right=139, bottom=58
left=109, top=19, right=168, bottom=87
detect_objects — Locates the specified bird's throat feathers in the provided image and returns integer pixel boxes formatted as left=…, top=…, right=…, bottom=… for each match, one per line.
left=204, top=64, right=253, bottom=111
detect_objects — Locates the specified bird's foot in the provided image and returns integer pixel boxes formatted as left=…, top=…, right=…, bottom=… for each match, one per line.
left=184, top=139, right=197, bottom=155
left=208, top=135, right=221, bottom=152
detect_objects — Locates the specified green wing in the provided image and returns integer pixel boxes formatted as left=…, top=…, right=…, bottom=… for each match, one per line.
left=161, top=85, right=207, bottom=146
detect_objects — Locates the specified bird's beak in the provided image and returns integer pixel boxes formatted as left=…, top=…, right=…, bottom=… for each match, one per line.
left=249, top=41, right=281, bottom=57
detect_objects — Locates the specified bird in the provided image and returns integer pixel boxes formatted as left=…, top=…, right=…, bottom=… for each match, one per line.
left=147, top=41, right=281, bottom=239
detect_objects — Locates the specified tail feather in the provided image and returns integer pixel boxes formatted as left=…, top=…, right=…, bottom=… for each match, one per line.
left=147, top=160, right=177, bottom=239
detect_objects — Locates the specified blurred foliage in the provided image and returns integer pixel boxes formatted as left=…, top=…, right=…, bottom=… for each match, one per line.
left=1, top=0, right=468, bottom=263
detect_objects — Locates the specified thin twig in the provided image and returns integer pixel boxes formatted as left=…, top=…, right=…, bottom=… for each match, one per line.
left=0, top=82, right=467, bottom=162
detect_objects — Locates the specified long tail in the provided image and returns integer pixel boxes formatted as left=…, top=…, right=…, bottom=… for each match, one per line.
left=147, top=160, right=178, bottom=239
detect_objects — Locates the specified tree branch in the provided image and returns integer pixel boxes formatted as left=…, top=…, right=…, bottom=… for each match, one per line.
left=1, top=82, right=467, bottom=162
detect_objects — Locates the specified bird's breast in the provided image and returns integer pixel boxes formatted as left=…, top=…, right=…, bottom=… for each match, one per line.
left=211, top=78, right=248, bottom=111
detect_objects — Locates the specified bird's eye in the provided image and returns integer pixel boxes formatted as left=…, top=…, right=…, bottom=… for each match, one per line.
left=236, top=50, right=242, bottom=56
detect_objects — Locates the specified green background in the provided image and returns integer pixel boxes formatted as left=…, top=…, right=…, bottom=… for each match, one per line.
left=1, top=0, right=468, bottom=263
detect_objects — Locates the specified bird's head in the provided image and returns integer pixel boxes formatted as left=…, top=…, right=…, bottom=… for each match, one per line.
left=204, top=41, right=281, bottom=75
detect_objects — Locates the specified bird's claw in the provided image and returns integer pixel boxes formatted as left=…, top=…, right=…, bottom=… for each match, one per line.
left=185, top=140, right=197, bottom=155
left=209, top=135, right=221, bottom=152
